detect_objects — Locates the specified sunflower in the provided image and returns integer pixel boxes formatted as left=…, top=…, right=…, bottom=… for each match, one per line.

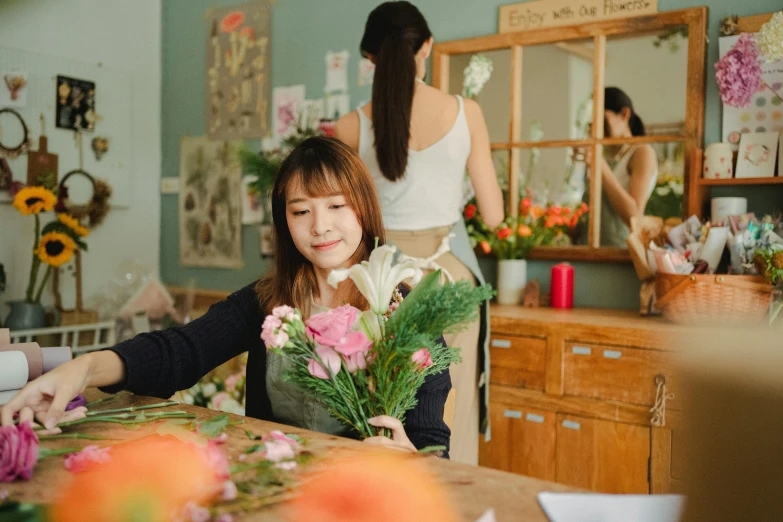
left=12, top=186, right=57, bottom=215
left=35, top=232, right=76, bottom=267
left=57, top=213, right=90, bottom=237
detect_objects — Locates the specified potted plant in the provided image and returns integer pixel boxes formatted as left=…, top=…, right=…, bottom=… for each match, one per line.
left=753, top=245, right=783, bottom=327
left=5, top=186, right=88, bottom=330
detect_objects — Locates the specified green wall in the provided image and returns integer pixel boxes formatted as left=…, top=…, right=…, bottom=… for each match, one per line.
left=161, top=0, right=782, bottom=308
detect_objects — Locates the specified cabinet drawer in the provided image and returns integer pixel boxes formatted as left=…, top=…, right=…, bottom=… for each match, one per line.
left=489, top=335, right=546, bottom=390
left=563, top=342, right=675, bottom=407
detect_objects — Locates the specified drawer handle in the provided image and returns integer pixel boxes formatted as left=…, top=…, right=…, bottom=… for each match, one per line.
left=603, top=350, right=622, bottom=359
left=562, top=420, right=581, bottom=430
left=525, top=413, right=545, bottom=424
left=491, top=339, right=512, bottom=348
left=503, top=409, right=522, bottom=419
left=572, top=346, right=591, bottom=355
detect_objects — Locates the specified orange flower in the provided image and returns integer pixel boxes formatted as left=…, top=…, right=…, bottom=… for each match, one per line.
left=569, top=215, right=579, bottom=228
left=531, top=206, right=545, bottom=219
left=520, top=198, right=532, bottom=214
left=285, top=452, right=458, bottom=522
left=497, top=227, right=512, bottom=240
left=463, top=203, right=476, bottom=219
left=580, top=202, right=589, bottom=213
left=517, top=224, right=533, bottom=237
left=479, top=241, right=491, bottom=254
left=546, top=206, right=562, bottom=217
left=544, top=217, right=557, bottom=228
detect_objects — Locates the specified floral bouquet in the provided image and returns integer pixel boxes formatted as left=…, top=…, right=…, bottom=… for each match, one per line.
left=180, top=364, right=247, bottom=416
left=260, top=245, right=494, bottom=439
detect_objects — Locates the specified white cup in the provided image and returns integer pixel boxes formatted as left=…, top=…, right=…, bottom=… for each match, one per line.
left=704, top=143, right=734, bottom=179
left=711, top=197, right=747, bottom=225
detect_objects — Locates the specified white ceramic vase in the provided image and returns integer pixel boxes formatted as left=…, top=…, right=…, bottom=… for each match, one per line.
left=496, top=259, right=527, bottom=305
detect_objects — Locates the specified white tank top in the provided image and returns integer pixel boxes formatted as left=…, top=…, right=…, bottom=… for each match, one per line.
left=357, top=95, right=471, bottom=231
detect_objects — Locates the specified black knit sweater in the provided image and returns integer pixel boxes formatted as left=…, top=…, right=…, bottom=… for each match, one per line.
left=101, top=282, right=452, bottom=456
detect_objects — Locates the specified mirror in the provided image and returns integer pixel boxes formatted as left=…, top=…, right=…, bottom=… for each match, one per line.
left=432, top=8, right=706, bottom=260
left=448, top=49, right=511, bottom=143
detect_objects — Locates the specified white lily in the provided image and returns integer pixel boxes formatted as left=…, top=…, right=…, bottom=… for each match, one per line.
left=327, top=244, right=422, bottom=315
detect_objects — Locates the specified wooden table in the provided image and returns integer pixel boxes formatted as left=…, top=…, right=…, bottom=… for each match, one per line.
left=3, top=390, right=578, bottom=521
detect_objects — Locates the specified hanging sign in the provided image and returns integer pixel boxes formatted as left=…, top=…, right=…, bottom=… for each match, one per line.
left=499, top=0, right=658, bottom=33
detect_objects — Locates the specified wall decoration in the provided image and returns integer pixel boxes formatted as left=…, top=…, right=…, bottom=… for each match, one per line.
left=1, top=72, right=27, bottom=106
left=91, top=136, right=110, bottom=160
left=272, top=84, right=305, bottom=142
left=720, top=35, right=783, bottom=149
left=179, top=136, right=243, bottom=269
left=26, top=115, right=58, bottom=187
left=0, top=157, right=13, bottom=191
left=0, top=107, right=31, bottom=159
left=735, top=131, right=779, bottom=179
left=358, top=58, right=375, bottom=87
left=205, top=1, right=271, bottom=140
left=301, top=98, right=325, bottom=131
left=325, top=92, right=350, bottom=120
left=325, top=50, right=349, bottom=92
left=55, top=75, right=96, bottom=132
left=241, top=175, right=264, bottom=224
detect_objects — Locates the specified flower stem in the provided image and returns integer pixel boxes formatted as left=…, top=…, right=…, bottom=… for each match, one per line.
left=38, top=447, right=81, bottom=460
left=35, top=411, right=196, bottom=430
left=85, top=396, right=117, bottom=408
left=87, top=401, right=179, bottom=416
left=25, top=214, right=41, bottom=302
left=33, top=265, right=52, bottom=304
left=39, top=433, right=119, bottom=441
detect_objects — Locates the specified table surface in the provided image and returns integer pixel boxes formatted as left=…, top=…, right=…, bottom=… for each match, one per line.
left=2, top=390, right=580, bottom=521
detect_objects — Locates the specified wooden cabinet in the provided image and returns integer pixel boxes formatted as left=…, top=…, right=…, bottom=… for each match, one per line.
left=480, top=400, right=555, bottom=480
left=481, top=307, right=686, bottom=494
left=555, top=414, right=650, bottom=494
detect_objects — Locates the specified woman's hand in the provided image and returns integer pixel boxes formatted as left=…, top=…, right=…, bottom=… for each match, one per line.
left=1, top=356, right=92, bottom=431
left=364, top=416, right=417, bottom=453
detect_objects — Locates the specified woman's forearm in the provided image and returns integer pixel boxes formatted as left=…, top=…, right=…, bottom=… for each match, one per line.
left=85, top=350, right=127, bottom=388
left=601, top=165, right=640, bottom=226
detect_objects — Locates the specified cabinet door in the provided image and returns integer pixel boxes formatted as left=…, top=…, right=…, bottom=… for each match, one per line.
left=555, top=414, right=650, bottom=493
left=480, top=400, right=555, bottom=481
left=489, top=335, right=547, bottom=390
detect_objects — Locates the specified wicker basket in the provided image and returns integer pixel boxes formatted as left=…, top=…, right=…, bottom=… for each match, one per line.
left=654, top=273, right=772, bottom=325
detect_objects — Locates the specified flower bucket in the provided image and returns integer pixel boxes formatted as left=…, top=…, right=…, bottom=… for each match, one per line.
left=496, top=259, right=527, bottom=305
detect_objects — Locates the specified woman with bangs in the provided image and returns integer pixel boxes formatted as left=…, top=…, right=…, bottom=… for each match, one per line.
left=1, top=137, right=452, bottom=456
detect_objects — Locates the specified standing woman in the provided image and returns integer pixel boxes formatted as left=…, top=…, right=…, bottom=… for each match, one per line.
left=335, top=1, right=504, bottom=465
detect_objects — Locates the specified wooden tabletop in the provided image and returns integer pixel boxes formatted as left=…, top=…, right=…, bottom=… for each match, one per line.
left=3, top=390, right=577, bottom=521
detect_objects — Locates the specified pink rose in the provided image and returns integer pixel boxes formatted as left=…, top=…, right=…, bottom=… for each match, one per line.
left=305, top=304, right=359, bottom=346
left=411, top=348, right=433, bottom=369
left=344, top=351, right=368, bottom=373
left=0, top=421, right=39, bottom=482
left=334, top=331, right=372, bottom=357
left=64, top=445, right=112, bottom=473
left=307, top=344, right=342, bottom=379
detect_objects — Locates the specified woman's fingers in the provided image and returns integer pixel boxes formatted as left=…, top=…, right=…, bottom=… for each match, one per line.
left=363, top=436, right=409, bottom=452
left=34, top=406, right=87, bottom=435
left=43, top=388, right=77, bottom=430
left=18, top=407, right=35, bottom=426
left=367, top=416, right=416, bottom=452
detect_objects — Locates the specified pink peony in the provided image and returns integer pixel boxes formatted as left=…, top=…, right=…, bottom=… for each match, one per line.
left=64, top=445, right=112, bottom=473
left=307, top=344, right=342, bottom=379
left=0, top=421, right=39, bottom=482
left=334, top=331, right=372, bottom=357
left=305, top=304, right=359, bottom=346
left=411, top=348, right=433, bottom=369
left=715, top=33, right=763, bottom=108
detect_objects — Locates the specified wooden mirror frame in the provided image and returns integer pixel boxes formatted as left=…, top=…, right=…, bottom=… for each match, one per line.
left=432, top=7, right=707, bottom=262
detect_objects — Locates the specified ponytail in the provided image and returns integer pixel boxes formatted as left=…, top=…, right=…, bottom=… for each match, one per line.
left=372, top=31, right=416, bottom=182
left=629, top=112, right=646, bottom=137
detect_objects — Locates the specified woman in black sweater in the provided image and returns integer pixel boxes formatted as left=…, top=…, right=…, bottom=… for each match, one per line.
left=1, top=137, right=451, bottom=456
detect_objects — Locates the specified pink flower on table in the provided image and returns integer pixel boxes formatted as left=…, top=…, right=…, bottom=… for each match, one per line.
left=221, top=479, right=238, bottom=501
left=263, top=440, right=295, bottom=462
left=305, top=304, right=359, bottom=346
left=274, top=461, right=297, bottom=471
left=307, top=344, right=342, bottom=379
left=0, top=421, right=39, bottom=482
left=269, top=430, right=301, bottom=450
left=200, top=440, right=230, bottom=480
left=181, top=502, right=211, bottom=522
left=64, top=445, right=112, bottom=473
left=411, top=348, right=433, bottom=369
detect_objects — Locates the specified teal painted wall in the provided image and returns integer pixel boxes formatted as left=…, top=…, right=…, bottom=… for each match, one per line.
left=161, top=0, right=782, bottom=309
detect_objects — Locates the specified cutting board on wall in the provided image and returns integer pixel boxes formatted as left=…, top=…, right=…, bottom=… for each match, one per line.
left=26, top=115, right=58, bottom=186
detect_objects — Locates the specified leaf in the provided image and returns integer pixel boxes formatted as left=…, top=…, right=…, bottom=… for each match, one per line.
left=245, top=429, right=262, bottom=441
left=0, top=502, right=50, bottom=522
left=134, top=412, right=147, bottom=422
left=166, top=419, right=193, bottom=426
left=244, top=444, right=263, bottom=454
left=198, top=414, right=229, bottom=438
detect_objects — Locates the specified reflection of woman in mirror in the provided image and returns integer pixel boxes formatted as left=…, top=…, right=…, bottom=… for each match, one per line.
left=335, top=1, right=503, bottom=466
left=593, top=87, right=658, bottom=247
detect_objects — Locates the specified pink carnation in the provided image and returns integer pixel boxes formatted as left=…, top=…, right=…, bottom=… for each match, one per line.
left=411, top=348, right=433, bottom=369
left=715, top=33, right=762, bottom=108
left=0, top=421, right=39, bottom=482
left=305, top=304, right=358, bottom=346
left=269, top=430, right=301, bottom=450
left=64, top=445, right=112, bottom=473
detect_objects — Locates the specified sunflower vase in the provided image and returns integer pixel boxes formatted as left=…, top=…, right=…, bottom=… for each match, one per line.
left=4, top=300, right=46, bottom=330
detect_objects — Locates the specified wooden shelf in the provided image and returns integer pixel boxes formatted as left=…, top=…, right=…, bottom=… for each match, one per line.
left=698, top=177, right=783, bottom=186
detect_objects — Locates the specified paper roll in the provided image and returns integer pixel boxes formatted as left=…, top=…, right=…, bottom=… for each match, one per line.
left=0, top=342, right=43, bottom=380
left=0, top=328, right=10, bottom=344
left=701, top=227, right=729, bottom=272
left=0, top=389, right=22, bottom=406
left=41, top=346, right=73, bottom=373
left=0, top=351, right=29, bottom=392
